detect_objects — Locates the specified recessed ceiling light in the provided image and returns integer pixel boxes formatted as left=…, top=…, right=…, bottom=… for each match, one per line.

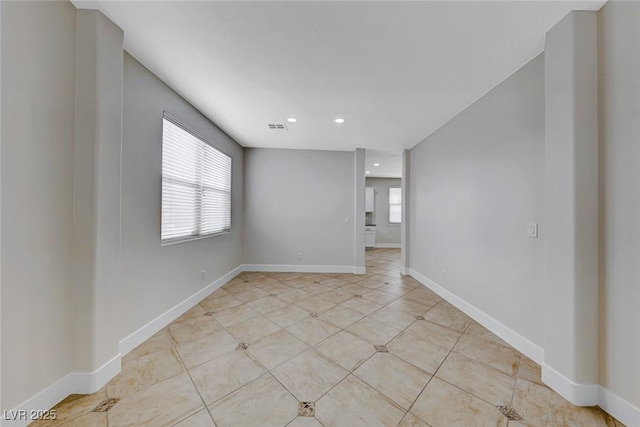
left=287, top=117, right=297, bottom=123
left=366, top=171, right=371, bottom=174
left=373, top=163, right=380, bottom=167
left=334, top=118, right=345, bottom=124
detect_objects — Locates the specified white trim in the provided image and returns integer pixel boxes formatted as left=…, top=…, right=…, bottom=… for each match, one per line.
left=541, top=363, right=599, bottom=406
left=119, top=264, right=243, bottom=356
left=407, top=268, right=544, bottom=364
left=4, top=354, right=121, bottom=427
left=242, top=264, right=363, bottom=274
left=407, top=268, right=640, bottom=426
left=375, top=243, right=401, bottom=249
left=399, top=266, right=409, bottom=275
left=599, top=385, right=640, bottom=427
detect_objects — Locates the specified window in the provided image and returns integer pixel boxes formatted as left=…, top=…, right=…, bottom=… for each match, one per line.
left=389, top=187, right=402, bottom=224
left=161, top=113, right=231, bottom=243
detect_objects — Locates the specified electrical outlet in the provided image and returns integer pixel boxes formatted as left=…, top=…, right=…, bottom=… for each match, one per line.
left=297, top=252, right=303, bottom=260
left=201, top=270, right=205, bottom=281
left=441, top=270, right=447, bottom=281
left=528, top=223, right=539, bottom=238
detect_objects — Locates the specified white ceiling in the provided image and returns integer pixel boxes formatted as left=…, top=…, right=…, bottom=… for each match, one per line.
left=73, top=0, right=605, bottom=155
left=365, top=150, right=403, bottom=179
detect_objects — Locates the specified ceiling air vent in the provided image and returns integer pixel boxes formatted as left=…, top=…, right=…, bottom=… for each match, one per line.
left=268, top=123, right=287, bottom=130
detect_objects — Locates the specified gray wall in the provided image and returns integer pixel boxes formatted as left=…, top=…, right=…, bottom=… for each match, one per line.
left=366, top=177, right=402, bottom=245
left=409, top=54, right=545, bottom=347
left=598, top=0, right=640, bottom=408
left=120, top=53, right=244, bottom=341
left=1, top=0, right=77, bottom=409
left=243, top=148, right=355, bottom=267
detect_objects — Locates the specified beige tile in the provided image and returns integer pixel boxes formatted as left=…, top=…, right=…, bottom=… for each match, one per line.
left=339, top=284, right=372, bottom=296
left=300, top=283, right=334, bottom=295
left=123, top=329, right=173, bottom=364
left=246, top=296, right=290, bottom=314
left=29, top=390, right=107, bottom=427
left=517, top=354, right=543, bottom=385
left=295, top=297, right=336, bottom=314
left=453, top=334, right=520, bottom=376
left=403, top=288, right=441, bottom=306
left=199, top=295, right=243, bottom=313
left=173, top=409, right=216, bottom=427
left=356, top=278, right=387, bottom=289
left=361, top=289, right=401, bottom=305
left=423, top=301, right=472, bottom=332
left=226, top=315, right=282, bottom=343
left=271, top=350, right=348, bottom=401
left=411, top=377, right=507, bottom=427
left=287, top=417, right=324, bottom=427
left=346, top=316, right=403, bottom=345
left=264, top=304, right=311, bottom=328
left=322, top=289, right=356, bottom=304
left=278, top=288, right=314, bottom=303
left=232, top=287, right=270, bottom=303
left=404, top=319, right=462, bottom=350
left=258, top=281, right=293, bottom=295
left=108, top=373, right=202, bottom=427
left=318, top=306, right=364, bottom=329
left=315, top=375, right=405, bottom=427
left=315, top=331, right=375, bottom=371
left=320, top=277, right=351, bottom=288
left=387, top=298, right=432, bottom=316
left=465, top=321, right=510, bottom=348
left=370, top=306, right=417, bottom=330
left=61, top=412, right=107, bottom=427
left=387, top=330, right=449, bottom=374
left=512, top=377, right=615, bottom=427
left=176, top=329, right=238, bottom=369
left=209, top=374, right=298, bottom=427
left=174, top=305, right=207, bottom=324
left=212, top=304, right=260, bottom=327
left=190, top=350, right=266, bottom=405
left=353, top=353, right=431, bottom=409
left=286, top=317, right=340, bottom=346
left=379, top=281, right=416, bottom=296
left=168, top=316, right=224, bottom=344
left=398, top=413, right=430, bottom=427
left=108, top=347, right=184, bottom=398
left=435, top=352, right=515, bottom=405
left=340, top=297, right=383, bottom=315
left=248, top=329, right=309, bottom=370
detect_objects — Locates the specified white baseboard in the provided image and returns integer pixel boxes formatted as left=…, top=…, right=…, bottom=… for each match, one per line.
left=353, top=266, right=366, bottom=275
left=407, top=268, right=544, bottom=363
left=375, top=243, right=401, bottom=249
left=119, top=264, right=243, bottom=356
left=407, top=268, right=640, bottom=426
left=5, top=265, right=243, bottom=427
left=242, top=264, right=362, bottom=274
left=541, top=364, right=640, bottom=426
left=4, top=354, right=121, bottom=427
left=599, top=385, right=640, bottom=427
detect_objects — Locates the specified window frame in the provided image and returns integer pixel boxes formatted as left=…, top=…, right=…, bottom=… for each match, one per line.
left=161, top=112, right=232, bottom=246
left=388, top=186, right=402, bottom=224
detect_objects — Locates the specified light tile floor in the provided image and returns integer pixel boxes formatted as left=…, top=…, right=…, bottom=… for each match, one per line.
left=31, top=249, right=624, bottom=427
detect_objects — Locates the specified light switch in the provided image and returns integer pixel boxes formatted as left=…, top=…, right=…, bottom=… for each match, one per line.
left=528, top=223, right=538, bottom=238
left=345, top=216, right=350, bottom=224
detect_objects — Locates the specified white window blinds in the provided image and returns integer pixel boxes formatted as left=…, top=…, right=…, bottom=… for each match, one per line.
left=161, top=113, right=231, bottom=243
left=389, top=187, right=402, bottom=224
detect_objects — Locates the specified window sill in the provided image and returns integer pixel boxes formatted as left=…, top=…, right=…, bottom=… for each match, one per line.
left=161, top=230, right=231, bottom=247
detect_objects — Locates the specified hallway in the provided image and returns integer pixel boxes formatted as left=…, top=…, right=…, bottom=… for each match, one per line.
left=30, top=249, right=623, bottom=426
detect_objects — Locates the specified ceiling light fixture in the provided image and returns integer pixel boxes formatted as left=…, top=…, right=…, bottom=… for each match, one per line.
left=334, top=118, right=345, bottom=124
left=366, top=171, right=371, bottom=174
left=373, top=163, right=380, bottom=167
left=287, top=117, right=297, bottom=123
